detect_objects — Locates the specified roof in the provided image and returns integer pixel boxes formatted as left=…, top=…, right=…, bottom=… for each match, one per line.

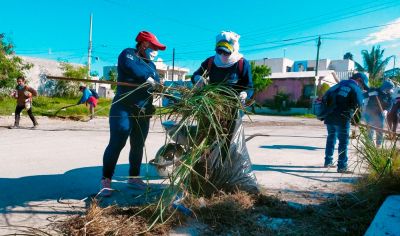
left=269, top=70, right=335, bottom=79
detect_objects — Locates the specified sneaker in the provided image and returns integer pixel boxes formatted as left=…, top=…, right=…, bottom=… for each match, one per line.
left=127, top=178, right=148, bottom=190
left=99, top=178, right=112, bottom=197
left=337, top=168, right=353, bottom=174
left=8, top=125, right=19, bottom=129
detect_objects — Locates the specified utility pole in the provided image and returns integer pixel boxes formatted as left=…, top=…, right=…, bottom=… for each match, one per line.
left=87, top=13, right=93, bottom=79
left=311, top=36, right=321, bottom=112
left=314, top=36, right=321, bottom=98
left=172, top=48, right=175, bottom=81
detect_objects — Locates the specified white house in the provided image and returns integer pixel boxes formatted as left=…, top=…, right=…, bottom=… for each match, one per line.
left=102, top=58, right=190, bottom=82
left=252, top=57, right=355, bottom=104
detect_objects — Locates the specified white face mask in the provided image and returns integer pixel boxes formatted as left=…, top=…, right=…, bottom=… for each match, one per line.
left=217, top=53, right=230, bottom=64
left=144, top=48, right=158, bottom=61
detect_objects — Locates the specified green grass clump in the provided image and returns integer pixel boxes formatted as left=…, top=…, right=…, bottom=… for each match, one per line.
left=0, top=96, right=112, bottom=118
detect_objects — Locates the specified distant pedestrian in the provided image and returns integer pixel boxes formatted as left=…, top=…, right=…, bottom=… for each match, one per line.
left=363, top=80, right=394, bottom=146
left=9, top=76, right=38, bottom=129
left=77, top=84, right=98, bottom=120
left=100, top=31, right=166, bottom=197
left=322, top=73, right=368, bottom=173
left=387, top=94, right=400, bottom=138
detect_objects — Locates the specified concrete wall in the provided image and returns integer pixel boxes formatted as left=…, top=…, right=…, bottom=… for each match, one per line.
left=329, top=59, right=355, bottom=71
left=253, top=58, right=294, bottom=73
left=307, top=59, right=330, bottom=71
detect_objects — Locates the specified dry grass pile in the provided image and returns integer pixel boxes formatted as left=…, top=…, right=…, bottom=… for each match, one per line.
left=58, top=200, right=183, bottom=236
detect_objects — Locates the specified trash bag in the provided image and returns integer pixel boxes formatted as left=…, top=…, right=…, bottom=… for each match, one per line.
left=191, top=112, right=259, bottom=196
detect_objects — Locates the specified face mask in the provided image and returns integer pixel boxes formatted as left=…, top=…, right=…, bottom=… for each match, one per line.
left=217, top=53, right=230, bottom=64
left=17, top=84, right=24, bottom=90
left=144, top=48, right=158, bottom=61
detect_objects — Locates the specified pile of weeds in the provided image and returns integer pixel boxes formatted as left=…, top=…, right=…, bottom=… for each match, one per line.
left=57, top=200, right=184, bottom=236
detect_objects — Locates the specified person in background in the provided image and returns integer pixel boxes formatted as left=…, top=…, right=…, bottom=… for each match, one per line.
left=9, top=76, right=38, bottom=129
left=387, top=94, right=400, bottom=138
left=323, top=73, right=368, bottom=173
left=363, top=80, right=394, bottom=146
left=77, top=84, right=98, bottom=120
left=100, top=31, right=166, bottom=197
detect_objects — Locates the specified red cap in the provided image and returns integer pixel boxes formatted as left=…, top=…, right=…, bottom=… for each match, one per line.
left=135, top=31, right=166, bottom=50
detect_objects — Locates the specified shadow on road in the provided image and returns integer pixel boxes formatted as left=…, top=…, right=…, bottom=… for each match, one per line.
left=0, top=164, right=163, bottom=213
left=260, top=145, right=324, bottom=151
left=252, top=164, right=357, bottom=184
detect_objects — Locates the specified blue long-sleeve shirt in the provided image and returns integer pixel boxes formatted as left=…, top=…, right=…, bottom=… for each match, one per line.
left=115, top=48, right=160, bottom=108
left=191, top=56, right=254, bottom=98
left=78, top=88, right=93, bottom=104
left=364, top=88, right=393, bottom=118
left=324, top=79, right=364, bottom=126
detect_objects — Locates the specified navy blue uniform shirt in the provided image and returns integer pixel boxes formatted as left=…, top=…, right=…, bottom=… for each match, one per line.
left=115, top=48, right=160, bottom=108
left=324, top=80, right=364, bottom=126
left=191, top=56, right=254, bottom=98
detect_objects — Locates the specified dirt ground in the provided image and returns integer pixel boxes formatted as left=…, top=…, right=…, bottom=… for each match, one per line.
left=0, top=115, right=363, bottom=234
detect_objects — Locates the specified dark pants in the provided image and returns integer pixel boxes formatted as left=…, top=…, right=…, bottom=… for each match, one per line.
left=102, top=102, right=151, bottom=179
left=15, top=105, right=38, bottom=126
left=324, top=123, right=350, bottom=170
left=387, top=112, right=398, bottom=133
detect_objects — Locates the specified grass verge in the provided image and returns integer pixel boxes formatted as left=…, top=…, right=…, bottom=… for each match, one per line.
left=0, top=96, right=112, bottom=118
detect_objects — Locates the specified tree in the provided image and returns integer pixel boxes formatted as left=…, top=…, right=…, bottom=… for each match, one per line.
left=355, top=45, right=392, bottom=87
left=343, top=52, right=354, bottom=60
left=108, top=68, right=117, bottom=91
left=251, top=61, right=272, bottom=95
left=53, top=62, right=89, bottom=97
left=0, top=33, right=32, bottom=89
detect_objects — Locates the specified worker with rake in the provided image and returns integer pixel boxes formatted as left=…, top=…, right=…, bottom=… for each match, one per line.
left=100, top=31, right=166, bottom=197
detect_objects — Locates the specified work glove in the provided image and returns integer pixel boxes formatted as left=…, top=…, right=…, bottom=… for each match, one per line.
left=146, top=77, right=156, bottom=88
left=146, top=77, right=163, bottom=92
left=239, top=91, right=247, bottom=105
left=194, top=75, right=205, bottom=88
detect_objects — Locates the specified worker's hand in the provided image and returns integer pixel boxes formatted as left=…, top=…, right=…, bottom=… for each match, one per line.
left=194, top=75, right=205, bottom=88
left=146, top=77, right=156, bottom=87
left=146, top=77, right=162, bottom=92
left=239, top=91, right=247, bottom=105
left=10, top=90, right=17, bottom=98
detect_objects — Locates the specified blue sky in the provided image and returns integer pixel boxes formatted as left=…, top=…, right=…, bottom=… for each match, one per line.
left=1, top=0, right=399, bottom=76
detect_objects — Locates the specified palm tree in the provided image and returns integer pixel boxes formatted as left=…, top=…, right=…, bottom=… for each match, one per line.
left=355, top=45, right=393, bottom=87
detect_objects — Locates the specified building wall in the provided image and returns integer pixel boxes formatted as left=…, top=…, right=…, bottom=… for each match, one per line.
left=255, top=77, right=314, bottom=103
left=253, top=58, right=294, bottom=73
left=306, top=59, right=331, bottom=71
left=329, top=59, right=355, bottom=71
left=20, top=56, right=84, bottom=95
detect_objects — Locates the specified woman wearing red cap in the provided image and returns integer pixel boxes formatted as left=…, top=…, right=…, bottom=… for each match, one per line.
left=100, top=31, right=166, bottom=197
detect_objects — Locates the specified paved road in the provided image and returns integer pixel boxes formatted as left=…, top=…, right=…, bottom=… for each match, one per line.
left=0, top=115, right=362, bottom=234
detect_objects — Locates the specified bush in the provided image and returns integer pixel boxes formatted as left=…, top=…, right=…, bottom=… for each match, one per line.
left=272, top=92, right=290, bottom=111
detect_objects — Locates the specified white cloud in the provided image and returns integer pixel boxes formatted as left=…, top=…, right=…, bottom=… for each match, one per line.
left=386, top=42, right=400, bottom=49
left=356, top=18, right=400, bottom=45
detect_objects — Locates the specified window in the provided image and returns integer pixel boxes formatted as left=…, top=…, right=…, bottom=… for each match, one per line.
left=286, top=66, right=292, bottom=72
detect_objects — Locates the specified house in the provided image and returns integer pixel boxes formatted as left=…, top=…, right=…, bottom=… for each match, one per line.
left=252, top=57, right=355, bottom=105
left=102, top=58, right=190, bottom=82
